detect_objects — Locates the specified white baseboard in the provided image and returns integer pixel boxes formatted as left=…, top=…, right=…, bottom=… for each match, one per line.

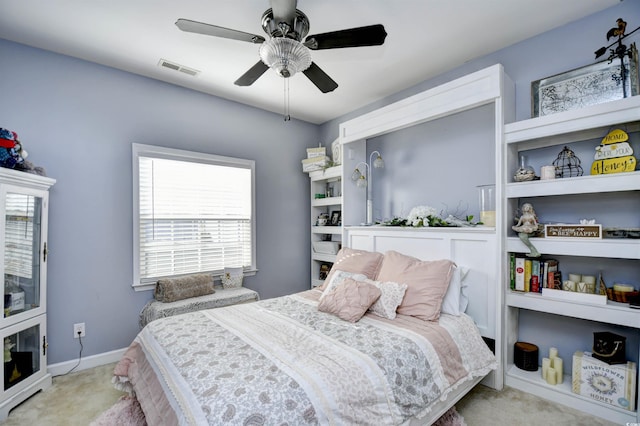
left=47, top=347, right=127, bottom=377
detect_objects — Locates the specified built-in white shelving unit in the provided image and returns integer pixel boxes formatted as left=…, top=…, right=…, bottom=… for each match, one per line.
left=308, top=166, right=342, bottom=288
left=503, top=96, right=640, bottom=424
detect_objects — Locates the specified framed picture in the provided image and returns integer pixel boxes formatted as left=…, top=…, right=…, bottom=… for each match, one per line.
left=330, top=210, right=341, bottom=226
left=531, top=44, right=639, bottom=117
left=319, top=262, right=331, bottom=280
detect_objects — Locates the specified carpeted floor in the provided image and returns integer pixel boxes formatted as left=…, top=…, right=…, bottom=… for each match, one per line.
left=2, top=363, right=619, bottom=425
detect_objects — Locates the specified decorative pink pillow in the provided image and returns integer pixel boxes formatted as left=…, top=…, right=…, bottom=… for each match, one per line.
left=318, top=278, right=381, bottom=322
left=376, top=250, right=455, bottom=321
left=318, top=248, right=383, bottom=291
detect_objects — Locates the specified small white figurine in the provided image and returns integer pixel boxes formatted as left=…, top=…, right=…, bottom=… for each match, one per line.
left=512, top=203, right=539, bottom=234
left=513, top=203, right=541, bottom=257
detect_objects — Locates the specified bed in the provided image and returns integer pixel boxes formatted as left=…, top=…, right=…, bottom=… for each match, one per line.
left=114, top=228, right=499, bottom=425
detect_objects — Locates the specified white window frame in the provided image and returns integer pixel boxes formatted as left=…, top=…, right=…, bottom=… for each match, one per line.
left=132, top=143, right=256, bottom=291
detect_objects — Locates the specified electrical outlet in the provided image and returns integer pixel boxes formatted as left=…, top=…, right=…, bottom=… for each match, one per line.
left=73, top=322, right=85, bottom=338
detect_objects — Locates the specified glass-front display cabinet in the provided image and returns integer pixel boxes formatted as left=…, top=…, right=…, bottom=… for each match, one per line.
left=2, top=189, right=47, bottom=326
left=1, top=315, right=47, bottom=402
left=0, top=168, right=55, bottom=419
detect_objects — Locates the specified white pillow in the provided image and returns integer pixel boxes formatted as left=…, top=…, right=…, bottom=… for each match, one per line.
left=363, top=278, right=408, bottom=320
left=440, top=265, right=469, bottom=316
left=320, top=270, right=368, bottom=301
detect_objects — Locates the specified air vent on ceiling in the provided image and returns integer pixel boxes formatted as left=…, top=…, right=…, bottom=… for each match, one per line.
left=158, top=59, right=200, bottom=77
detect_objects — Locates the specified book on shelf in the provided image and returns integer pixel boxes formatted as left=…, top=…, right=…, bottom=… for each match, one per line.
left=509, top=253, right=516, bottom=290
left=514, top=256, right=526, bottom=291
left=531, top=259, right=540, bottom=293
left=542, top=259, right=558, bottom=289
left=524, top=259, right=532, bottom=292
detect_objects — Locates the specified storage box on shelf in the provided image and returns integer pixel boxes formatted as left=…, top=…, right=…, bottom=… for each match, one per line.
left=309, top=166, right=342, bottom=288
left=503, top=96, right=640, bottom=424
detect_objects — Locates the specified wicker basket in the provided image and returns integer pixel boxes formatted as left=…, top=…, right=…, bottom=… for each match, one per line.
left=606, top=288, right=639, bottom=303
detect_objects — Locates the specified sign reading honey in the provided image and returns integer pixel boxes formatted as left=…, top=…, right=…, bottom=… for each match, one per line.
left=591, top=129, right=637, bottom=175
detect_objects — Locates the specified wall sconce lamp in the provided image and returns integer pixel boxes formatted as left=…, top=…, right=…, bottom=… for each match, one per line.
left=351, top=151, right=384, bottom=225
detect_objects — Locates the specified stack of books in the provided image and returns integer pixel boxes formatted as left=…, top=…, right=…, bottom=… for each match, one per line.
left=509, top=254, right=559, bottom=293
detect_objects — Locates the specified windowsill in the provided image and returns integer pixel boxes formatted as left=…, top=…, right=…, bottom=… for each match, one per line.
left=132, top=268, right=258, bottom=292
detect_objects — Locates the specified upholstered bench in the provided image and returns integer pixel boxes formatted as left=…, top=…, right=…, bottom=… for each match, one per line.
left=139, top=286, right=259, bottom=328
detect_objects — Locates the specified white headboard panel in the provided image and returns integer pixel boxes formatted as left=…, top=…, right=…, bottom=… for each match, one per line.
left=345, top=226, right=499, bottom=340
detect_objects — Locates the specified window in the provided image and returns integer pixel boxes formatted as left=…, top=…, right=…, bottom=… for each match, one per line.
left=132, top=144, right=255, bottom=290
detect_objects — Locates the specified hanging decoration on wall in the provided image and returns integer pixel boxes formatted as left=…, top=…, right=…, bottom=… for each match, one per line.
left=591, top=128, right=637, bottom=175
left=552, top=146, right=583, bottom=178
left=594, top=18, right=640, bottom=98
left=531, top=18, right=639, bottom=118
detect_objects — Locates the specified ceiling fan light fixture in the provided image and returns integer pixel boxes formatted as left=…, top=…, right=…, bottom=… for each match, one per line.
left=259, top=37, right=311, bottom=78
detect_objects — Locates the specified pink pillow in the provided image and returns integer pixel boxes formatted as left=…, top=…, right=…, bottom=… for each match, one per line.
left=318, top=278, right=381, bottom=322
left=318, top=247, right=383, bottom=291
left=376, top=250, right=455, bottom=321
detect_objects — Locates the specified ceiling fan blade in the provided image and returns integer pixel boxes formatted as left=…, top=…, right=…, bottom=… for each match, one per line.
left=270, top=0, right=297, bottom=26
left=176, top=18, right=265, bottom=44
left=234, top=61, right=270, bottom=86
left=305, top=24, right=387, bottom=50
left=303, top=62, right=338, bottom=93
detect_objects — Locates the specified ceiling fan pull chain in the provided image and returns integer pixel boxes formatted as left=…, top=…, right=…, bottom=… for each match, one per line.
left=284, top=78, right=291, bottom=121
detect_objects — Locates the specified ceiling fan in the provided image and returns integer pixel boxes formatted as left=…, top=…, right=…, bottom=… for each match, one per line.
left=175, top=0, right=387, bottom=93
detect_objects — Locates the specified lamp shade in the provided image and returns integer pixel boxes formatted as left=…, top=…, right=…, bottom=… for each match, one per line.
left=259, top=38, right=312, bottom=78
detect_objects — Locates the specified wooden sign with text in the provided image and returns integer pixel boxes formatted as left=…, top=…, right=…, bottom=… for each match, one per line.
left=545, top=224, right=602, bottom=239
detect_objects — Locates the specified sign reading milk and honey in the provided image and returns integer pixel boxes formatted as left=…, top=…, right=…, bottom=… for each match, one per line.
left=591, top=129, right=636, bottom=175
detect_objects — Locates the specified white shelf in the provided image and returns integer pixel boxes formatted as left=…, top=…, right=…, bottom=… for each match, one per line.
left=506, top=291, right=638, bottom=328
left=311, top=226, right=342, bottom=235
left=505, top=365, right=637, bottom=425
left=311, top=196, right=342, bottom=207
left=505, top=95, right=640, bottom=147
left=309, top=165, right=341, bottom=182
left=506, top=171, right=640, bottom=197
left=506, top=236, right=640, bottom=259
left=312, top=253, right=337, bottom=263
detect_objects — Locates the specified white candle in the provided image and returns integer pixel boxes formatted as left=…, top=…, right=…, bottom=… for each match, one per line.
left=546, top=367, right=557, bottom=385
left=542, top=357, right=551, bottom=380
left=540, top=165, right=556, bottom=180
left=554, top=358, right=563, bottom=384
left=549, top=347, right=558, bottom=359
left=582, top=275, right=596, bottom=285
left=569, top=274, right=581, bottom=283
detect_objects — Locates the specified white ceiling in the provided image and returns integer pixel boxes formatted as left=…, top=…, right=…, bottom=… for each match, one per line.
left=0, top=0, right=620, bottom=124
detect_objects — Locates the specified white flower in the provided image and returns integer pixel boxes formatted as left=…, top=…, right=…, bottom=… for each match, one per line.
left=407, top=205, right=438, bottom=227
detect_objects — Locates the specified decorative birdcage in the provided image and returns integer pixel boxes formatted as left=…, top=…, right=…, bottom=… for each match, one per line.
left=552, top=146, right=583, bottom=178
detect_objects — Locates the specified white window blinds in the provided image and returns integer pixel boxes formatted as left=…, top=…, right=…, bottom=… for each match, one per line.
left=4, top=193, right=39, bottom=280
left=133, top=144, right=255, bottom=288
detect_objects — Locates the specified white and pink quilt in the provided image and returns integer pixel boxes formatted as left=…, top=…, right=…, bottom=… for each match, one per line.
left=114, top=290, right=495, bottom=425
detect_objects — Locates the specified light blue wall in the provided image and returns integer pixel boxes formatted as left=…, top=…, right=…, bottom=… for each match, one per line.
left=319, top=1, right=640, bottom=141
left=0, top=39, right=320, bottom=363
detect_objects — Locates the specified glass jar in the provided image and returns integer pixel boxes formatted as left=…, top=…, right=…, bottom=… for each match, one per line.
left=477, top=184, right=496, bottom=227
left=514, top=155, right=536, bottom=182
